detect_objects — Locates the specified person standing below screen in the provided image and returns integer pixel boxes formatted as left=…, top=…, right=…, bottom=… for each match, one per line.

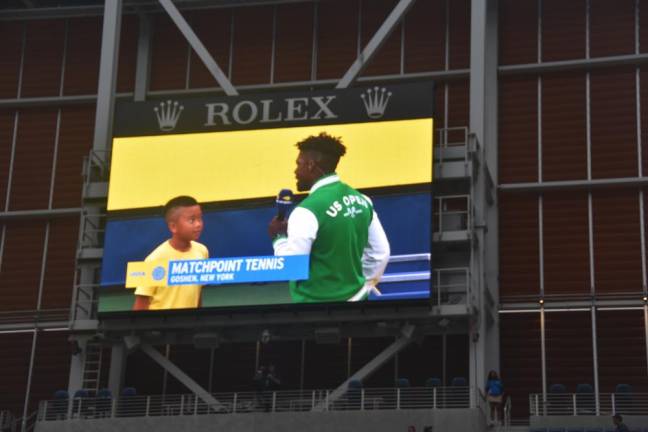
left=612, top=414, right=630, bottom=432
left=486, top=370, right=504, bottom=426
left=133, top=196, right=209, bottom=310
left=268, top=132, right=390, bottom=303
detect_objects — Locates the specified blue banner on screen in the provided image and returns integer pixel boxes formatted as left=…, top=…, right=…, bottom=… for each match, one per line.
left=166, top=255, right=309, bottom=286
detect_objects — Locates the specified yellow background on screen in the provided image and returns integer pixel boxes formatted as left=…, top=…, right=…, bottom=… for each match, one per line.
left=108, top=118, right=433, bottom=211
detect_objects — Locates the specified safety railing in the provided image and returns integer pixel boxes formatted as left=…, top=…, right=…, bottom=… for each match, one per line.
left=434, top=195, right=471, bottom=233
left=0, top=410, right=15, bottom=432
left=0, top=308, right=69, bottom=326
left=436, top=127, right=470, bottom=157
left=82, top=149, right=111, bottom=186
left=502, top=394, right=512, bottom=431
left=78, top=209, right=106, bottom=251
left=529, top=392, right=648, bottom=416
left=37, top=386, right=472, bottom=421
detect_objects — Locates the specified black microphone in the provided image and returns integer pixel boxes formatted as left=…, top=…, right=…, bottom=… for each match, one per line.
left=276, top=189, right=294, bottom=221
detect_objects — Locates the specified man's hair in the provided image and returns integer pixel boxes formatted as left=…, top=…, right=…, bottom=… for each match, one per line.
left=164, top=195, right=198, bottom=221
left=296, top=132, right=347, bottom=173
left=613, top=414, right=623, bottom=421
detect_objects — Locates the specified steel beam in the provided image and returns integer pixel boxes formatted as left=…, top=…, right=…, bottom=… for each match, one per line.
left=499, top=52, right=648, bottom=75
left=0, top=208, right=82, bottom=221
left=92, top=0, right=122, bottom=152
left=0, top=69, right=469, bottom=109
left=140, top=344, right=226, bottom=411
left=468, top=0, right=499, bottom=410
left=336, top=0, right=416, bottom=89
left=499, top=176, right=648, bottom=192
left=0, top=1, right=317, bottom=21
left=312, top=325, right=415, bottom=411
left=134, top=13, right=153, bottom=102
left=158, top=0, right=237, bottom=96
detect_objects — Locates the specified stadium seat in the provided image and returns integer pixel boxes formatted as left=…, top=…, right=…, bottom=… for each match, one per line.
left=96, top=388, right=112, bottom=417
left=566, top=428, right=584, bottom=432
left=449, top=377, right=469, bottom=408
left=547, top=428, right=565, bottom=432
left=345, top=380, right=362, bottom=410
left=117, top=387, right=139, bottom=417
left=425, top=377, right=441, bottom=387
left=614, top=383, right=633, bottom=414
left=49, top=390, right=69, bottom=420
left=121, top=387, right=137, bottom=396
left=72, top=389, right=92, bottom=418
left=424, top=378, right=442, bottom=408
left=547, top=383, right=568, bottom=415
left=575, top=383, right=595, bottom=415
left=451, top=376, right=467, bottom=387
left=396, top=378, right=410, bottom=388
left=529, top=429, right=547, bottom=432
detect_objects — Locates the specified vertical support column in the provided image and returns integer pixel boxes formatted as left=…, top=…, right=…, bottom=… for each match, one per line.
left=540, top=307, right=547, bottom=413
left=134, top=13, right=152, bottom=102
left=468, top=0, right=499, bottom=408
left=591, top=306, right=600, bottom=414
left=92, top=0, right=122, bottom=152
left=67, top=336, right=89, bottom=394
left=108, top=343, right=127, bottom=397
left=644, top=303, right=648, bottom=379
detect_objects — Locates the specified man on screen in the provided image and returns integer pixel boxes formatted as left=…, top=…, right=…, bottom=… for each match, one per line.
left=268, top=132, right=390, bottom=303
left=133, top=196, right=209, bottom=310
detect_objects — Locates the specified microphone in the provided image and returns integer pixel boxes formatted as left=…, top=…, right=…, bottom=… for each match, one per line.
left=276, top=189, right=294, bottom=221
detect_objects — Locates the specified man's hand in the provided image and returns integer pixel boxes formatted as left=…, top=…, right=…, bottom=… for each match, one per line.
left=268, top=216, right=288, bottom=239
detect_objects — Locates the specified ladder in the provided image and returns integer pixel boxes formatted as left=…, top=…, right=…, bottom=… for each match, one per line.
left=81, top=342, right=103, bottom=394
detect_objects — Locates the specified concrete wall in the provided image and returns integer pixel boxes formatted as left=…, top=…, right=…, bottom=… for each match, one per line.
left=35, top=409, right=485, bottom=432
left=531, top=415, right=648, bottom=429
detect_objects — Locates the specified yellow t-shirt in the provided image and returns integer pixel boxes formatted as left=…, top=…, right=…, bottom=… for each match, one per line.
left=134, top=240, right=209, bottom=310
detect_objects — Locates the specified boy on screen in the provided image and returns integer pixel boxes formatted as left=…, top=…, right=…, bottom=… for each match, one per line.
left=133, top=196, right=209, bottom=311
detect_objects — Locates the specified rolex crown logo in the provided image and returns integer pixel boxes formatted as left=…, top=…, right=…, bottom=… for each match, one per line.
left=360, top=86, right=392, bottom=119
left=154, top=100, right=184, bottom=132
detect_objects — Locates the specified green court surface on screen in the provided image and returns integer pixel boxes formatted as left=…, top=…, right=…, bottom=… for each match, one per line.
left=98, top=282, right=291, bottom=313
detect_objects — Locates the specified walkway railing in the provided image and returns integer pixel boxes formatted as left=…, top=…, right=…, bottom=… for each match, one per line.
left=529, top=392, right=648, bottom=416
left=37, top=386, right=471, bottom=421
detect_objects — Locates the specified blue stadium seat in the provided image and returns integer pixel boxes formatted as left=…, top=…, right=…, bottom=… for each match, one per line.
left=117, top=387, right=139, bottom=417
left=575, top=383, right=595, bottom=414
left=345, top=380, right=362, bottom=410
left=96, top=388, right=112, bottom=417
left=425, top=377, right=441, bottom=387
left=614, top=383, right=633, bottom=414
left=120, top=387, right=136, bottom=397
left=451, top=376, right=467, bottom=387
left=396, top=378, right=411, bottom=388
left=547, top=383, right=568, bottom=415
left=48, top=390, right=69, bottom=420
left=72, top=389, right=91, bottom=418
left=530, top=429, right=547, bottom=432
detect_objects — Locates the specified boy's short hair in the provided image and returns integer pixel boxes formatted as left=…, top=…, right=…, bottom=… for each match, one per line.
left=164, top=195, right=199, bottom=221
left=613, top=414, right=623, bottom=421
left=296, top=132, right=347, bottom=173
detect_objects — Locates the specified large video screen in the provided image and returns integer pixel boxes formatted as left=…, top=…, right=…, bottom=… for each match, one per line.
left=98, top=82, right=434, bottom=313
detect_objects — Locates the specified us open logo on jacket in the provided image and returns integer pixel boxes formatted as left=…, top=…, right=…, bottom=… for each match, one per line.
left=360, top=86, right=392, bottom=119
left=154, top=100, right=184, bottom=132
